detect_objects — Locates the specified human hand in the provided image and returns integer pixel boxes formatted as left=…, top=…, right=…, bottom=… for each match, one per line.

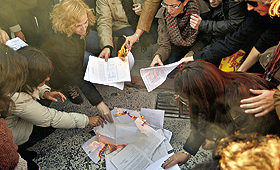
left=98, top=47, right=111, bottom=62
left=150, top=55, right=163, bottom=67
left=88, top=116, right=107, bottom=127
left=97, top=101, right=114, bottom=123
left=0, top=29, right=10, bottom=44
left=240, top=89, right=275, bottom=117
left=125, top=34, right=138, bottom=50
left=190, top=14, right=202, bottom=30
left=133, top=4, right=142, bottom=16
left=180, top=56, right=194, bottom=64
left=43, top=91, right=67, bottom=102
left=162, top=152, right=190, bottom=169
left=14, top=31, right=26, bottom=42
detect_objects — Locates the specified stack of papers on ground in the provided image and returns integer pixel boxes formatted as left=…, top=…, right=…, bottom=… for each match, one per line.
left=84, top=52, right=134, bottom=90
left=82, top=108, right=180, bottom=170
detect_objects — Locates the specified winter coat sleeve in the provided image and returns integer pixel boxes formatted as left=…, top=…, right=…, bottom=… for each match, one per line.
left=193, top=12, right=264, bottom=67
left=38, top=84, right=51, bottom=99
left=137, top=0, right=161, bottom=32
left=198, top=0, right=246, bottom=37
left=96, top=0, right=114, bottom=49
left=183, top=130, right=206, bottom=155
left=154, top=8, right=171, bottom=62
left=12, top=93, right=89, bottom=129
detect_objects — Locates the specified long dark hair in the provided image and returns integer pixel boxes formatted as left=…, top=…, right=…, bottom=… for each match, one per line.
left=174, top=60, right=277, bottom=126
left=17, top=46, right=54, bottom=94
left=0, top=44, right=28, bottom=118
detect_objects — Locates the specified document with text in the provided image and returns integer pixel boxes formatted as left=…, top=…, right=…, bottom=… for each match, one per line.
left=140, top=60, right=183, bottom=92
left=84, top=56, right=131, bottom=84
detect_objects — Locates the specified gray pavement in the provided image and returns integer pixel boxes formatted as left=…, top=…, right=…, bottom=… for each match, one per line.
left=29, top=43, right=213, bottom=169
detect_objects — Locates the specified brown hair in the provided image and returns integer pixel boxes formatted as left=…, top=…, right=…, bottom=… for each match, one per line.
left=174, top=60, right=276, bottom=128
left=17, top=46, right=53, bottom=94
left=0, top=44, right=28, bottom=118
left=50, top=0, right=95, bottom=37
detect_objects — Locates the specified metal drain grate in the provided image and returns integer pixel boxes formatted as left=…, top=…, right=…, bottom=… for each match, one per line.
left=156, top=91, right=189, bottom=119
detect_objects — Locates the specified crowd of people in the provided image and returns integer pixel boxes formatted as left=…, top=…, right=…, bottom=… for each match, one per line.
left=1, top=0, right=280, bottom=169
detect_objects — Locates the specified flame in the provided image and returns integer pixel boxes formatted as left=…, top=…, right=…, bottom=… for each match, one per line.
left=89, top=141, right=102, bottom=147
left=115, top=108, right=147, bottom=124
left=117, top=36, right=130, bottom=59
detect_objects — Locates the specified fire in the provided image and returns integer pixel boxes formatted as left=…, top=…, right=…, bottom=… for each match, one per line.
left=116, top=108, right=147, bottom=125
left=117, top=36, right=130, bottom=59
left=89, top=141, right=102, bottom=147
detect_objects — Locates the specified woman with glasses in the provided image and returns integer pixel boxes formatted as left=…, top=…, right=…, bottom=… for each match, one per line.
left=162, top=60, right=280, bottom=169
left=149, top=0, right=199, bottom=67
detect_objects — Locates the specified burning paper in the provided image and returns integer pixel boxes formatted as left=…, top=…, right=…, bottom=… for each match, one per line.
left=82, top=108, right=174, bottom=169
left=81, top=136, right=105, bottom=163
left=94, top=114, right=139, bottom=145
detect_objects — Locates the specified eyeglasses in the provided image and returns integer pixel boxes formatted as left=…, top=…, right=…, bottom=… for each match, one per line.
left=161, top=1, right=182, bottom=9
left=177, top=95, right=189, bottom=106
left=245, top=1, right=258, bottom=7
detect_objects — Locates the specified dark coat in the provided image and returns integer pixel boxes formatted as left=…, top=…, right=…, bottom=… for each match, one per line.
left=183, top=81, right=280, bottom=155
left=193, top=11, right=280, bottom=67
left=198, top=0, right=247, bottom=43
left=41, top=33, right=103, bottom=106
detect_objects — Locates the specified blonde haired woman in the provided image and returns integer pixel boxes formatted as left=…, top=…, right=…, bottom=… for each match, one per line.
left=41, top=0, right=114, bottom=123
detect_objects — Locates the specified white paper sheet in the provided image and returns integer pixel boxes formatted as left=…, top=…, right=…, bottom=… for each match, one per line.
left=84, top=55, right=131, bottom=83
left=163, top=129, right=173, bottom=142
left=105, top=151, right=119, bottom=170
left=94, top=114, right=138, bottom=145
left=145, top=153, right=181, bottom=170
left=134, top=118, right=165, bottom=158
left=81, top=136, right=105, bottom=163
left=140, top=60, right=183, bottom=92
left=140, top=108, right=165, bottom=129
left=5, top=37, right=28, bottom=51
left=111, top=144, right=153, bottom=170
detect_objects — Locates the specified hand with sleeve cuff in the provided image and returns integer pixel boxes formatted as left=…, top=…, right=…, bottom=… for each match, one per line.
left=43, top=91, right=67, bottom=102
left=161, top=150, right=191, bottom=169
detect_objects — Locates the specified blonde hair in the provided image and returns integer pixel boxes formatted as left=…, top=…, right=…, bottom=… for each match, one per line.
left=50, top=0, right=95, bottom=37
left=269, top=0, right=280, bottom=17
left=217, top=133, right=280, bottom=170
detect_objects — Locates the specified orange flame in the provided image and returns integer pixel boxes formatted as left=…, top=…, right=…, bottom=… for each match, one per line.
left=118, top=36, right=130, bottom=58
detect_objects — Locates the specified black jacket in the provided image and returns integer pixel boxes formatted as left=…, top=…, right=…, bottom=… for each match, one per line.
left=198, top=0, right=247, bottom=42
left=193, top=11, right=280, bottom=67
left=41, top=33, right=103, bottom=106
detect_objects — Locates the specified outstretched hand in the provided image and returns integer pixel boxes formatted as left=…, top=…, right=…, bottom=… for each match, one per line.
left=88, top=116, right=107, bottom=127
left=240, top=89, right=275, bottom=117
left=150, top=55, right=163, bottom=67
left=43, top=91, right=67, bottom=102
left=98, top=47, right=111, bottom=62
left=162, top=152, right=190, bottom=169
left=97, top=101, right=114, bottom=123
left=125, top=34, right=138, bottom=50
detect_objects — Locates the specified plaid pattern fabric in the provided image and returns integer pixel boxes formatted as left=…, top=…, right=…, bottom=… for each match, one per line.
left=163, top=0, right=199, bottom=47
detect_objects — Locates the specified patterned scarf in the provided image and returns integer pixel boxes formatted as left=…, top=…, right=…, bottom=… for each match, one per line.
left=163, top=0, right=199, bottom=46
left=264, top=43, right=280, bottom=81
